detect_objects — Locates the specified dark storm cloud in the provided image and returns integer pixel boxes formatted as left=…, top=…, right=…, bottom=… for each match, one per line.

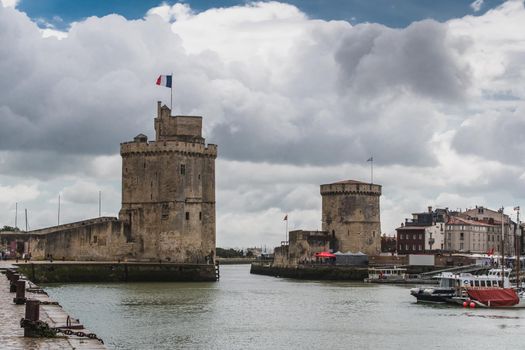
left=335, top=20, right=472, bottom=101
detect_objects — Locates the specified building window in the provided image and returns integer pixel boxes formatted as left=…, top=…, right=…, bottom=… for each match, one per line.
left=93, top=235, right=98, bottom=244
left=181, top=164, right=186, bottom=175
left=199, top=212, right=202, bottom=221
left=419, top=245, right=422, bottom=251
left=460, top=232, right=464, bottom=241
left=161, top=204, right=169, bottom=220
left=412, top=244, right=415, bottom=251
left=406, top=244, right=409, bottom=251
left=460, top=243, right=464, bottom=250
left=185, top=212, right=190, bottom=220
left=413, top=234, right=416, bottom=240
left=419, top=234, right=422, bottom=240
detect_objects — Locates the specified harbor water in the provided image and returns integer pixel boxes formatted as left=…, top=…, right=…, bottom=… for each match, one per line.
left=44, top=265, right=525, bottom=350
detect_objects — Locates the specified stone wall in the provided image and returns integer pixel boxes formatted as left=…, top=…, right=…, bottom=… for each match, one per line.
left=27, top=218, right=133, bottom=261
left=17, top=262, right=217, bottom=283
left=287, top=230, right=332, bottom=266
left=321, top=181, right=381, bottom=256
left=250, top=263, right=368, bottom=281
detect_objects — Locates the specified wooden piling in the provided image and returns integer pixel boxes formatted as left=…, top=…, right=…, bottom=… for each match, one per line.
left=9, top=274, right=19, bottom=293
left=14, top=280, right=26, bottom=304
left=24, top=300, right=40, bottom=337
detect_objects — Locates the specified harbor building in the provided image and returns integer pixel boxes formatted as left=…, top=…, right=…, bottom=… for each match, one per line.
left=0, top=102, right=217, bottom=265
left=459, top=206, right=515, bottom=255
left=395, top=205, right=520, bottom=256
left=396, top=207, right=447, bottom=254
left=445, top=216, right=497, bottom=253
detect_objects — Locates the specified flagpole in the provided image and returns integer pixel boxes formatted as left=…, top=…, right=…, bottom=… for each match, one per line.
left=170, top=72, right=173, bottom=113
left=371, top=156, right=374, bottom=184
left=99, top=190, right=101, bottom=217
left=286, top=214, right=289, bottom=244
left=367, top=156, right=374, bottom=184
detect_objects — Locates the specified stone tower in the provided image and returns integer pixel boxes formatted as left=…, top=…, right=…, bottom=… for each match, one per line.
left=119, top=102, right=217, bottom=263
left=321, top=180, right=381, bottom=256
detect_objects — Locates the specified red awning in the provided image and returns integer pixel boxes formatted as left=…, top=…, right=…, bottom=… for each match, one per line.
left=467, top=288, right=519, bottom=307
left=315, top=252, right=336, bottom=258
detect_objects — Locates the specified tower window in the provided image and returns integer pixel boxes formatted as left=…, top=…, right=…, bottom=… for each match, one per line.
left=181, top=164, right=186, bottom=175
left=199, top=212, right=202, bottom=221
left=144, top=162, right=146, bottom=168
left=186, top=212, right=190, bottom=220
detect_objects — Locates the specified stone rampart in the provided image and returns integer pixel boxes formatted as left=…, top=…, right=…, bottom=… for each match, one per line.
left=320, top=183, right=381, bottom=196
left=120, top=141, right=217, bottom=158
left=16, top=262, right=217, bottom=283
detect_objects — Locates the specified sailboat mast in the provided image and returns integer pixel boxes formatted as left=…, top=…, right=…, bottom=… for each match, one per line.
left=501, top=207, right=505, bottom=287
left=516, top=207, right=521, bottom=289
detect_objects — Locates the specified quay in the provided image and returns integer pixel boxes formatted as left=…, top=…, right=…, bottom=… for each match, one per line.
left=13, top=260, right=219, bottom=283
left=250, top=262, right=368, bottom=280
left=0, top=261, right=107, bottom=349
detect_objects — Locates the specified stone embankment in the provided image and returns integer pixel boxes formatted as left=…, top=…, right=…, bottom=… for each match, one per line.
left=0, top=261, right=107, bottom=349
left=16, top=261, right=218, bottom=283
left=250, top=263, right=368, bottom=280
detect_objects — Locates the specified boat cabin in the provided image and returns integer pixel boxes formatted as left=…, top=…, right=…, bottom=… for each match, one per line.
left=368, top=267, right=407, bottom=280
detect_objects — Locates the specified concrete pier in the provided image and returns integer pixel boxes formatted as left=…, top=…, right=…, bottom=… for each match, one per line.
left=0, top=261, right=107, bottom=349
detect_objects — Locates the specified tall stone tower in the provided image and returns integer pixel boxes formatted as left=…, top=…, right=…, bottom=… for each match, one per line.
left=321, top=180, right=381, bottom=256
left=119, top=102, right=217, bottom=263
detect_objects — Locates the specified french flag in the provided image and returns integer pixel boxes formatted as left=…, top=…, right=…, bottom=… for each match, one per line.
left=156, top=75, right=172, bottom=88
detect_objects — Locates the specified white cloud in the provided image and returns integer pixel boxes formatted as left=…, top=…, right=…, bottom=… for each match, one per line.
left=470, top=0, right=484, bottom=12
left=146, top=2, right=194, bottom=22
left=41, top=28, right=68, bottom=39
left=0, top=184, right=39, bottom=204
left=0, top=0, right=18, bottom=8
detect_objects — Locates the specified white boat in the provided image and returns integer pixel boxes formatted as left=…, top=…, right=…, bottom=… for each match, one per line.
left=366, top=267, right=407, bottom=283
left=410, top=268, right=511, bottom=304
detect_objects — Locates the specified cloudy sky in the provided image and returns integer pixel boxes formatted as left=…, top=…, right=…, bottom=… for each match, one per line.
left=0, top=0, right=524, bottom=248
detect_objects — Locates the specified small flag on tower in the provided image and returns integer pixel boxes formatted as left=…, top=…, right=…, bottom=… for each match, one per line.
left=515, top=206, right=520, bottom=211
left=367, top=157, right=373, bottom=162
left=283, top=215, right=288, bottom=221
left=156, top=75, right=172, bottom=88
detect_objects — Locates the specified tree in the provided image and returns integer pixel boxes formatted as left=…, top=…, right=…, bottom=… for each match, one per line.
left=0, top=225, right=19, bottom=232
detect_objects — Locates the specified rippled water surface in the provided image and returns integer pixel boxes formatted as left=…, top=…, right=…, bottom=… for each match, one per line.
left=44, top=265, right=525, bottom=349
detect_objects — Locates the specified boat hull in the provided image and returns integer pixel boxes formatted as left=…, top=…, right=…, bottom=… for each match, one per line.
left=410, top=288, right=455, bottom=303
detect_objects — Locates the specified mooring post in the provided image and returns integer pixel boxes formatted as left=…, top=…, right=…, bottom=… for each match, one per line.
left=5, top=269, right=13, bottom=280
left=24, top=300, right=40, bottom=337
left=10, top=274, right=20, bottom=293
left=14, top=279, right=26, bottom=304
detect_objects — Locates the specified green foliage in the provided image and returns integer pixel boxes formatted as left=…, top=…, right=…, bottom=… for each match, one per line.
left=0, top=225, right=19, bottom=232
left=216, top=247, right=244, bottom=258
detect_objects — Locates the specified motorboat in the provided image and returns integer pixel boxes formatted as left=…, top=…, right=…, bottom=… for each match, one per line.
left=410, top=268, right=511, bottom=304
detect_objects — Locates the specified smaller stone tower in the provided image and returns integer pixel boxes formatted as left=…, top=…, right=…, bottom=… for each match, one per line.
left=321, top=180, right=381, bottom=255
